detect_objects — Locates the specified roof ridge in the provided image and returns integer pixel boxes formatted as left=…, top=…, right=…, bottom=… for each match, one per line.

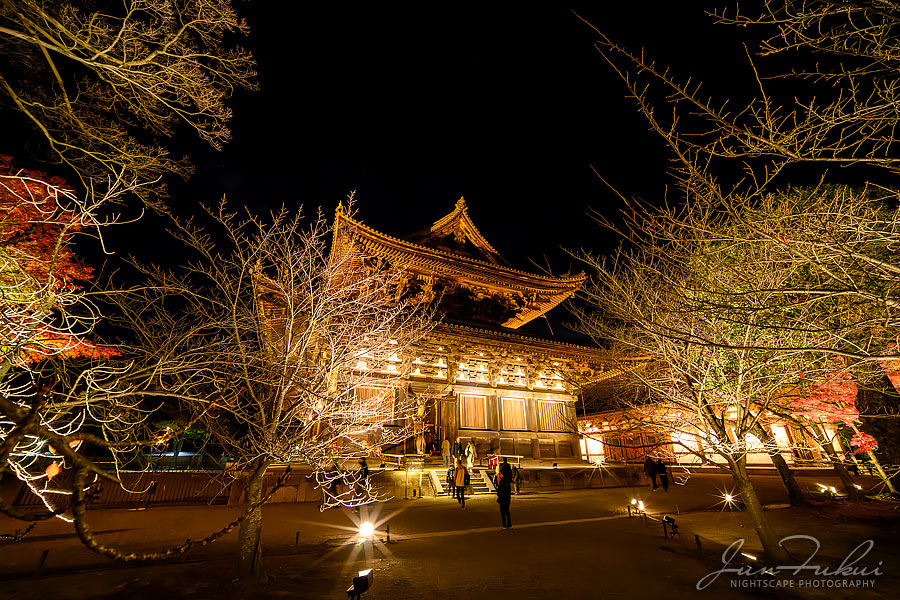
left=426, top=196, right=501, bottom=258
left=336, top=210, right=587, bottom=285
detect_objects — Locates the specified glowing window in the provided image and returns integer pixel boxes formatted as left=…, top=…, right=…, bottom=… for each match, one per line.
left=353, top=386, right=395, bottom=423
left=538, top=401, right=568, bottom=432
left=460, top=395, right=486, bottom=429
left=501, top=398, right=527, bottom=431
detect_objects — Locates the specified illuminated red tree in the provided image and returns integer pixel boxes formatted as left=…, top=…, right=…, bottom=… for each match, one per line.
left=792, top=368, right=896, bottom=494
left=0, top=155, right=117, bottom=366
left=0, top=155, right=123, bottom=516
left=792, top=370, right=859, bottom=427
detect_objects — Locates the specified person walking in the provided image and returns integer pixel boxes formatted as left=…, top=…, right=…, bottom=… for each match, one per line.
left=495, top=457, right=513, bottom=528
left=510, top=464, right=521, bottom=494
left=446, top=462, right=456, bottom=497
left=643, top=456, right=658, bottom=491
left=465, top=440, right=476, bottom=469
left=453, top=460, right=468, bottom=508
left=656, top=459, right=669, bottom=491
left=441, top=438, right=452, bottom=467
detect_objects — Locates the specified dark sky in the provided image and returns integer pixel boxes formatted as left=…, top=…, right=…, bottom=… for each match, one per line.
left=146, top=3, right=748, bottom=273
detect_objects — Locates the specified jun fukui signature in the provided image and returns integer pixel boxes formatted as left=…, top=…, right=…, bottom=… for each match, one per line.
left=696, top=535, right=883, bottom=590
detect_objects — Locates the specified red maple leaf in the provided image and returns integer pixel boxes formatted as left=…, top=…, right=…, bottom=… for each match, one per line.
left=792, top=369, right=859, bottom=425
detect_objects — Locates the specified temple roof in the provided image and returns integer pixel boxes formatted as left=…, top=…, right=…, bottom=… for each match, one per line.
left=404, top=197, right=511, bottom=266
left=332, top=200, right=586, bottom=329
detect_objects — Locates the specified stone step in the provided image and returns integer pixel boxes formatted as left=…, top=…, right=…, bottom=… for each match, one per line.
left=433, top=468, right=494, bottom=495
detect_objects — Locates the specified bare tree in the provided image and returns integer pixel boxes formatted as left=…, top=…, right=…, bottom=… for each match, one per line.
left=0, top=0, right=256, bottom=202
left=574, top=2, right=900, bottom=494
left=568, top=198, right=859, bottom=560
left=0, top=157, right=234, bottom=559
left=0, top=156, right=126, bottom=519
left=107, top=200, right=433, bottom=580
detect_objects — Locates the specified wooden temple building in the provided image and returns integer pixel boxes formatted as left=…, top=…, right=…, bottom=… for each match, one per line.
left=332, top=198, right=634, bottom=464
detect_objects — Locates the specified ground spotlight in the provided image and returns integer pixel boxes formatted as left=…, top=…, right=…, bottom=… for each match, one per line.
left=723, top=491, right=744, bottom=510
left=347, top=568, right=374, bottom=599
left=359, top=521, right=375, bottom=538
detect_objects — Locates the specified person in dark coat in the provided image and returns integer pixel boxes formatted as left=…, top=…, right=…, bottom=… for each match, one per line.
left=446, top=463, right=455, bottom=496
left=656, top=459, right=669, bottom=491
left=453, top=460, right=468, bottom=508
left=495, top=457, right=513, bottom=528
left=643, top=456, right=658, bottom=490
left=452, top=437, right=463, bottom=460
left=510, top=465, right=522, bottom=494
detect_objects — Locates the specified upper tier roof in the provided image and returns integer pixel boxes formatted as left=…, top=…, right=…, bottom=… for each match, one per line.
left=404, top=197, right=512, bottom=266
left=332, top=199, right=586, bottom=329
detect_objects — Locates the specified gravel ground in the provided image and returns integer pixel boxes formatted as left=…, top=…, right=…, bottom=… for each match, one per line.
left=1, top=473, right=896, bottom=599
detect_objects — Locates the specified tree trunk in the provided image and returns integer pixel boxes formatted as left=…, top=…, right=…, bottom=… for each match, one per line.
left=750, top=422, right=806, bottom=506
left=237, top=459, right=270, bottom=582
left=811, top=424, right=863, bottom=502
left=850, top=423, right=896, bottom=495
left=729, top=457, right=789, bottom=563
left=853, top=370, right=900, bottom=492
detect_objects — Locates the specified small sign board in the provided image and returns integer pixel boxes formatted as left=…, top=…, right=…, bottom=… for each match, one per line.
left=402, top=454, right=425, bottom=472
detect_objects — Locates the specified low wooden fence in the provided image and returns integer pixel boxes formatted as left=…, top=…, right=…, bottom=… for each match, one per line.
left=12, top=471, right=233, bottom=509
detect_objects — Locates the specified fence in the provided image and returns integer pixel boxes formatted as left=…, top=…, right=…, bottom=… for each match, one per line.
left=12, top=471, right=233, bottom=509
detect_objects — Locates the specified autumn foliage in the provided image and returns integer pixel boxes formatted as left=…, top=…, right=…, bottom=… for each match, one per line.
left=0, top=155, right=92, bottom=286
left=0, top=155, right=117, bottom=363
left=793, top=370, right=859, bottom=426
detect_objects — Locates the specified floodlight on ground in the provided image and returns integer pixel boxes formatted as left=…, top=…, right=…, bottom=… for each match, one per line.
left=829, top=486, right=837, bottom=494
left=637, top=500, right=645, bottom=512
left=662, top=515, right=678, bottom=537
left=359, top=521, right=375, bottom=538
left=723, top=492, right=745, bottom=510
left=631, top=498, right=637, bottom=505
left=347, top=568, right=374, bottom=599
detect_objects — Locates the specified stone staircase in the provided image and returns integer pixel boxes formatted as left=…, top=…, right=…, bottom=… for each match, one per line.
left=430, top=466, right=494, bottom=496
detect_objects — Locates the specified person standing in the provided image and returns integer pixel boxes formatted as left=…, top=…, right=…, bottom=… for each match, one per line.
left=656, top=459, right=669, bottom=492
left=441, top=438, right=452, bottom=467
left=453, top=437, right=463, bottom=461
left=446, top=462, right=455, bottom=497
left=453, top=460, right=468, bottom=508
left=495, top=457, right=513, bottom=528
left=511, top=464, right=521, bottom=494
left=643, top=456, right=658, bottom=491
left=465, top=440, right=476, bottom=469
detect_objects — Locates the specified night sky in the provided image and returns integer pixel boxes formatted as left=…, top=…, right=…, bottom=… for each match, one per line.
left=134, top=3, right=748, bottom=274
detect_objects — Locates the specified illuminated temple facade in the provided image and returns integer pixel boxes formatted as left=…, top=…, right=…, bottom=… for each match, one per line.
left=334, top=198, right=631, bottom=464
